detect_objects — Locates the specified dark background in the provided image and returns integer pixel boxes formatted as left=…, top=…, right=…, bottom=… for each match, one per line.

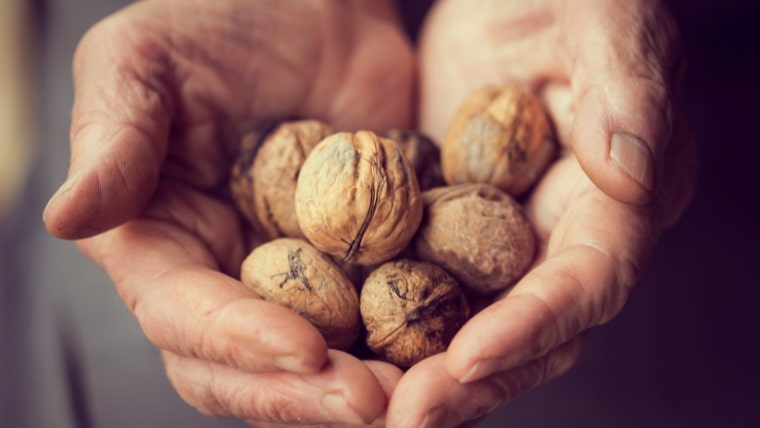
left=1, top=1, right=758, bottom=427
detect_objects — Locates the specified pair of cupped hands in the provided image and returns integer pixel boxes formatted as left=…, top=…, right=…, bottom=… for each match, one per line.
left=43, top=0, right=696, bottom=427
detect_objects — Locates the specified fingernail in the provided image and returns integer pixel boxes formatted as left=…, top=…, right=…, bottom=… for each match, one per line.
left=271, top=354, right=310, bottom=373
left=459, top=358, right=504, bottom=384
left=44, top=170, right=83, bottom=215
left=320, top=392, right=366, bottom=425
left=420, top=407, right=451, bottom=428
left=610, top=132, right=654, bottom=191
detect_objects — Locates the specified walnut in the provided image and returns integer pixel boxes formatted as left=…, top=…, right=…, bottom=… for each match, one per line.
left=383, top=129, right=445, bottom=191
left=360, top=259, right=469, bottom=368
left=230, top=120, right=334, bottom=240
left=414, top=184, right=536, bottom=294
left=240, top=238, right=360, bottom=350
left=295, top=131, right=423, bottom=265
left=230, top=130, right=264, bottom=232
left=441, top=84, right=557, bottom=197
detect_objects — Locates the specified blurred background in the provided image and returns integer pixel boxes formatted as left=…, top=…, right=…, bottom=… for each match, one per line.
left=1, top=0, right=758, bottom=427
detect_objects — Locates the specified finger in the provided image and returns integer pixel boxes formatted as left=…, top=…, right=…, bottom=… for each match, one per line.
left=568, top=0, right=684, bottom=204
left=387, top=338, right=584, bottom=428
left=360, top=360, right=405, bottom=427
left=164, top=350, right=387, bottom=426
left=447, top=158, right=658, bottom=383
left=43, top=10, right=173, bottom=239
left=78, top=201, right=329, bottom=374
left=244, top=361, right=402, bottom=428
left=364, top=360, right=404, bottom=398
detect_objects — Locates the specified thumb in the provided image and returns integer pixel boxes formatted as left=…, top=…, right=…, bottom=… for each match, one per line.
left=568, top=0, right=683, bottom=205
left=43, top=16, right=172, bottom=239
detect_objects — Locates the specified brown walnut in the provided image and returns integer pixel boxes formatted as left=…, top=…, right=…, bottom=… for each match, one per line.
left=360, top=259, right=469, bottom=368
left=441, top=84, right=557, bottom=197
left=230, top=120, right=334, bottom=240
left=295, top=131, right=423, bottom=265
left=230, top=130, right=264, bottom=231
left=383, top=129, right=445, bottom=191
left=414, top=184, right=536, bottom=294
left=240, top=238, right=360, bottom=350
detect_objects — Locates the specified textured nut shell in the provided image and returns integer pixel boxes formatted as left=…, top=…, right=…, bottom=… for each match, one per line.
left=252, top=120, right=334, bottom=239
left=230, top=130, right=266, bottom=232
left=442, top=84, right=557, bottom=197
left=295, top=131, right=423, bottom=265
left=240, top=238, right=360, bottom=350
left=360, top=259, right=469, bottom=368
left=230, top=120, right=334, bottom=240
left=414, top=184, right=536, bottom=294
left=384, top=129, right=445, bottom=191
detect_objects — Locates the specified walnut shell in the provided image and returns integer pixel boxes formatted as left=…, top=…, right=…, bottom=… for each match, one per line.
left=442, top=84, right=557, bottom=197
left=414, top=184, right=536, bottom=294
left=230, top=120, right=334, bottom=240
left=295, top=131, right=423, bottom=265
left=360, top=259, right=469, bottom=368
left=240, top=238, right=360, bottom=350
left=230, top=130, right=266, bottom=232
left=383, top=129, right=445, bottom=191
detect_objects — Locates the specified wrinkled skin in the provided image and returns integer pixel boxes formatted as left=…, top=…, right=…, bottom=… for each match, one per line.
left=43, top=0, right=696, bottom=427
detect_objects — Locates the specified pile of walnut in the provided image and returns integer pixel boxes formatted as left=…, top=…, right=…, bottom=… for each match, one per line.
left=230, top=84, right=556, bottom=369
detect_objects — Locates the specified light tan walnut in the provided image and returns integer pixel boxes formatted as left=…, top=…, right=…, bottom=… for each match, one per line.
left=414, top=184, right=536, bottom=294
left=442, top=84, right=557, bottom=197
left=360, top=259, right=469, bottom=368
left=240, top=238, right=360, bottom=350
left=230, top=120, right=334, bottom=240
left=295, top=131, right=423, bottom=265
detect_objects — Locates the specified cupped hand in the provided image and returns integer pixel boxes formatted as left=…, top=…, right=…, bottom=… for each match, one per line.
left=387, top=0, right=697, bottom=427
left=42, top=0, right=414, bottom=425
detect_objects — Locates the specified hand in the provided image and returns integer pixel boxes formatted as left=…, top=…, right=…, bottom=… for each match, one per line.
left=42, top=0, right=414, bottom=425
left=386, top=0, right=697, bottom=426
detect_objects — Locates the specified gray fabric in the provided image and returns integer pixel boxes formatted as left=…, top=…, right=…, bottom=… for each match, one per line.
left=2, top=1, right=758, bottom=428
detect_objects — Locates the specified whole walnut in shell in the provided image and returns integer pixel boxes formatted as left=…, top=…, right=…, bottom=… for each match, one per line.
left=414, top=184, right=536, bottom=294
left=360, top=259, right=469, bottom=368
left=240, top=238, right=360, bottom=350
left=383, top=129, right=445, bottom=191
left=442, top=84, right=557, bottom=197
left=230, top=120, right=334, bottom=240
left=295, top=131, right=423, bottom=265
